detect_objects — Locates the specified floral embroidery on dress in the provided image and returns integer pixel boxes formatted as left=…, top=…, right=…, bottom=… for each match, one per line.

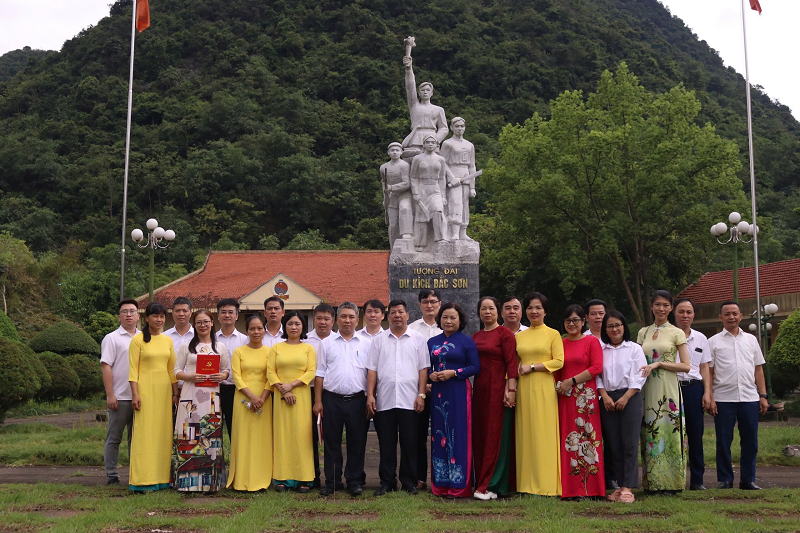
left=564, top=383, right=601, bottom=496
left=430, top=341, right=465, bottom=485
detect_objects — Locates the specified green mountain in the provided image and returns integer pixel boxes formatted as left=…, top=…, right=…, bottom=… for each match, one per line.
left=0, top=47, right=53, bottom=83
left=0, top=0, right=798, bottom=270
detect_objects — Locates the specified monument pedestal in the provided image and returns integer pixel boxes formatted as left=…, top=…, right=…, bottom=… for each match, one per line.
left=389, top=238, right=480, bottom=334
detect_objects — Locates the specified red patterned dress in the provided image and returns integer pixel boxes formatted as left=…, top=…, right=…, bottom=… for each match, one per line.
left=556, top=335, right=605, bottom=498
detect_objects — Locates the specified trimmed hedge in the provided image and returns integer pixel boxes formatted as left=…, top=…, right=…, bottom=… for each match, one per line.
left=0, top=339, right=44, bottom=423
left=65, top=354, right=103, bottom=398
left=0, top=310, right=21, bottom=342
left=37, top=352, right=81, bottom=400
left=768, top=308, right=800, bottom=398
left=29, top=322, right=100, bottom=356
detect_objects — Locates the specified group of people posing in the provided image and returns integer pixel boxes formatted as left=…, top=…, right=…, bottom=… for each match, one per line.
left=100, top=289, right=769, bottom=501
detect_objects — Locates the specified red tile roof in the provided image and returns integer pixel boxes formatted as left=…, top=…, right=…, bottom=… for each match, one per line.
left=137, top=250, right=389, bottom=309
left=677, top=258, right=800, bottom=304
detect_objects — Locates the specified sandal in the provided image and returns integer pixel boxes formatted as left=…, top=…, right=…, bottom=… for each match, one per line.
left=606, top=488, right=622, bottom=502
left=297, top=485, right=311, bottom=494
left=618, top=490, right=635, bottom=503
left=274, top=484, right=287, bottom=493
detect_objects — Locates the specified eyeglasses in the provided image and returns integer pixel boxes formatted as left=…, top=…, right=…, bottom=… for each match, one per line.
left=564, top=318, right=583, bottom=325
left=195, top=320, right=212, bottom=326
left=120, top=310, right=138, bottom=316
left=606, top=323, right=624, bottom=330
left=421, top=299, right=440, bottom=306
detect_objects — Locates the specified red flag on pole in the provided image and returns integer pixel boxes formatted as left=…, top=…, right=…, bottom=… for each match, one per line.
left=136, top=0, right=151, bottom=32
left=750, top=0, right=762, bottom=14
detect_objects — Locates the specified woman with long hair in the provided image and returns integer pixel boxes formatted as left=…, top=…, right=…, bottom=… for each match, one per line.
left=227, top=315, right=273, bottom=491
left=637, top=290, right=691, bottom=492
left=514, top=292, right=564, bottom=495
left=128, top=302, right=178, bottom=492
left=472, top=296, right=518, bottom=500
left=172, top=310, right=230, bottom=492
left=556, top=304, right=605, bottom=500
left=268, top=310, right=317, bottom=492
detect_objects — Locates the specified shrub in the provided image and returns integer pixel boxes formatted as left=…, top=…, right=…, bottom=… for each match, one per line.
left=65, top=354, right=103, bottom=398
left=785, top=399, right=800, bottom=418
left=768, top=308, right=800, bottom=397
left=0, top=310, right=21, bottom=342
left=37, top=352, right=81, bottom=400
left=27, top=350, right=52, bottom=396
left=29, top=322, right=100, bottom=356
left=0, top=339, right=43, bottom=423
left=85, top=311, right=118, bottom=345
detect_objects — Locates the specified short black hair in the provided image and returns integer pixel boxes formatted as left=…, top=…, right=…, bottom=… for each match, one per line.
left=245, top=314, right=266, bottom=330
left=264, top=296, right=285, bottom=309
left=601, top=310, right=631, bottom=344
left=281, top=310, right=308, bottom=340
left=437, top=303, right=467, bottom=331
left=477, top=296, right=500, bottom=315
left=118, top=299, right=139, bottom=312
left=652, top=290, right=673, bottom=305
left=143, top=302, right=168, bottom=343
left=313, top=303, right=336, bottom=319
left=669, top=297, right=695, bottom=327
left=719, top=300, right=741, bottom=313
left=363, top=299, right=385, bottom=313
left=583, top=299, right=607, bottom=314
left=172, top=296, right=192, bottom=309
left=418, top=289, right=441, bottom=302
left=563, top=304, right=586, bottom=321
left=501, top=296, right=522, bottom=307
left=216, top=298, right=239, bottom=312
left=522, top=292, right=549, bottom=315
left=387, top=299, right=408, bottom=313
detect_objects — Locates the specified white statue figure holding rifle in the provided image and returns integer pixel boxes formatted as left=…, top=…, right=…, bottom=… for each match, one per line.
left=380, top=142, right=413, bottom=249
left=440, top=117, right=481, bottom=241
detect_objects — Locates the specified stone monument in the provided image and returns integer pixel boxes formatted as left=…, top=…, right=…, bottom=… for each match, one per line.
left=386, top=36, right=481, bottom=332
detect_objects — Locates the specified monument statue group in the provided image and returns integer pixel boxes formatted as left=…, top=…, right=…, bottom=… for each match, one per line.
left=385, top=37, right=481, bottom=330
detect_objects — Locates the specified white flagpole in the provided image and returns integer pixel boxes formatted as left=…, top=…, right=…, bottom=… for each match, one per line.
left=120, top=0, right=138, bottom=299
left=740, top=0, right=763, bottom=343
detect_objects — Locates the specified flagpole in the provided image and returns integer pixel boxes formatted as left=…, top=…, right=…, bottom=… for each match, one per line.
left=120, top=0, right=138, bottom=300
left=740, top=0, right=763, bottom=344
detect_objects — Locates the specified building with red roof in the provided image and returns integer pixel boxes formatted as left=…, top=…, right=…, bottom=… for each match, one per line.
left=137, top=250, right=390, bottom=328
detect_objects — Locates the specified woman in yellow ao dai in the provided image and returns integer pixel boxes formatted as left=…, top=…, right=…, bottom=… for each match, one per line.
left=514, top=292, right=565, bottom=496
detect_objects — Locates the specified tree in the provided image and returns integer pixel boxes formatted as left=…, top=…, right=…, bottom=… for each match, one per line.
left=768, top=308, right=800, bottom=398
left=486, top=64, right=745, bottom=324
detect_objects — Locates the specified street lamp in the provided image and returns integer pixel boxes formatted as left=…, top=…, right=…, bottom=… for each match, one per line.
left=749, top=302, right=779, bottom=400
left=711, top=212, right=757, bottom=302
left=131, top=218, right=176, bottom=302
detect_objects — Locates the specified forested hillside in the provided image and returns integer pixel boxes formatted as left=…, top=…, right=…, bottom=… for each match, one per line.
left=0, top=0, right=798, bottom=328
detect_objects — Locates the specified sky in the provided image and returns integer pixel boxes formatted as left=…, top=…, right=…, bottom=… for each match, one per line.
left=0, top=0, right=797, bottom=119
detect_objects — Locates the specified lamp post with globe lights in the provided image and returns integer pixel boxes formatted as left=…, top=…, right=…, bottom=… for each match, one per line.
left=710, top=212, right=757, bottom=303
left=749, top=303, right=779, bottom=401
left=131, top=218, right=176, bottom=302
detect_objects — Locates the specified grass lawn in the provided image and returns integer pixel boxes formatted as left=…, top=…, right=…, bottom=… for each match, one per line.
left=1, top=483, right=800, bottom=533
left=5, top=394, right=107, bottom=419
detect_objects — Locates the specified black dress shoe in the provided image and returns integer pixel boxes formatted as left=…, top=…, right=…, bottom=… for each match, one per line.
left=718, top=481, right=734, bottom=489
left=739, top=481, right=762, bottom=490
left=348, top=486, right=363, bottom=496
left=689, top=484, right=707, bottom=491
left=319, top=487, right=332, bottom=496
left=106, top=477, right=120, bottom=486
left=373, top=484, right=395, bottom=496
left=403, top=486, right=418, bottom=495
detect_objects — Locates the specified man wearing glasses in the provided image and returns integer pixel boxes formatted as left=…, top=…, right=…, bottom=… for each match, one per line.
left=100, top=299, right=140, bottom=486
left=408, top=289, right=442, bottom=491
left=215, top=298, right=248, bottom=440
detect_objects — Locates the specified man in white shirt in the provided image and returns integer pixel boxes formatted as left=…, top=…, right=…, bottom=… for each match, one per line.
left=263, top=296, right=286, bottom=348
left=366, top=300, right=428, bottom=495
left=214, top=298, right=248, bottom=439
left=357, top=299, right=385, bottom=338
left=501, top=296, right=528, bottom=335
left=407, top=289, right=441, bottom=490
left=100, top=299, right=140, bottom=486
left=164, top=297, right=194, bottom=351
left=708, top=300, right=769, bottom=490
left=305, top=303, right=337, bottom=488
left=583, top=299, right=606, bottom=340
left=314, top=302, right=371, bottom=497
left=672, top=298, right=713, bottom=490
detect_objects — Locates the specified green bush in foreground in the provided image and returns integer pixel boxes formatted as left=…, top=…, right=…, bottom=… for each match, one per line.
left=768, top=308, right=800, bottom=397
left=37, top=352, right=81, bottom=400
left=65, top=354, right=103, bottom=399
left=0, top=339, right=43, bottom=423
left=29, top=322, right=100, bottom=356
left=0, top=310, right=21, bottom=342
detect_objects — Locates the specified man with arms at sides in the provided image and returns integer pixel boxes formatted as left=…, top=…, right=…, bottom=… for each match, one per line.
left=408, top=289, right=442, bottom=491
left=215, top=298, right=248, bottom=440
left=101, top=299, right=140, bottom=486
left=263, top=296, right=286, bottom=348
left=314, top=302, right=372, bottom=496
left=304, top=303, right=337, bottom=489
left=164, top=297, right=194, bottom=351
left=358, top=299, right=386, bottom=339
left=707, top=301, right=769, bottom=490
left=367, top=300, right=429, bottom=495
left=671, top=297, right=713, bottom=490
left=501, top=296, right=528, bottom=335
left=584, top=299, right=607, bottom=340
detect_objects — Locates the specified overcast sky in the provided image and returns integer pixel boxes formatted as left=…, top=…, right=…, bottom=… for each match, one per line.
left=0, top=0, right=797, bottom=119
